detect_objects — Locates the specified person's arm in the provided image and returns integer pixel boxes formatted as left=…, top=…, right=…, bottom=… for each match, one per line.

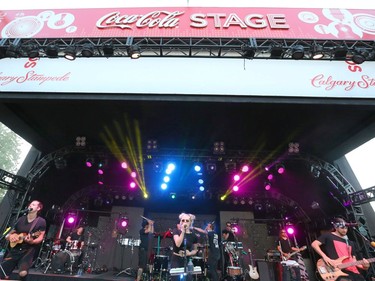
left=311, top=239, right=336, bottom=267
left=25, top=230, right=45, bottom=245
left=145, top=220, right=154, bottom=234
left=193, top=226, right=207, bottom=235
left=174, top=228, right=185, bottom=248
left=187, top=243, right=198, bottom=256
left=66, top=234, right=72, bottom=243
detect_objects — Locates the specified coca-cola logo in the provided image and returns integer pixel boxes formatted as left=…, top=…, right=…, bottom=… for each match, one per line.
left=96, top=10, right=184, bottom=30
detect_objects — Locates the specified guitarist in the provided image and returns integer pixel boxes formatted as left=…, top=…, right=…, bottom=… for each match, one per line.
left=0, top=200, right=46, bottom=281
left=311, top=217, right=369, bottom=281
left=277, top=229, right=301, bottom=281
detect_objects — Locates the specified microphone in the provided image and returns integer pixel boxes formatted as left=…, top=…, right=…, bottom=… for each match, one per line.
left=184, top=224, right=188, bottom=229
left=345, top=222, right=358, bottom=227
left=20, top=207, right=33, bottom=213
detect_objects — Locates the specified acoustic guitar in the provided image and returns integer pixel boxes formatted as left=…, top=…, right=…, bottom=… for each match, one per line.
left=248, top=248, right=259, bottom=280
left=316, top=256, right=375, bottom=281
left=283, top=245, right=307, bottom=261
left=9, top=231, right=41, bottom=248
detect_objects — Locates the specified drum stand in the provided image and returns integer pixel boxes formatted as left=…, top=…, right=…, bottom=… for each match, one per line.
left=115, top=243, right=136, bottom=277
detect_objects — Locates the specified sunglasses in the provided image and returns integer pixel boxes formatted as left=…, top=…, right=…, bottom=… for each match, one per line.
left=181, top=219, right=190, bottom=223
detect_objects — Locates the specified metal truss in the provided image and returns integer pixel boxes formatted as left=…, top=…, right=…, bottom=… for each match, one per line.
left=2, top=37, right=375, bottom=61
left=350, top=186, right=375, bottom=205
left=0, top=169, right=31, bottom=249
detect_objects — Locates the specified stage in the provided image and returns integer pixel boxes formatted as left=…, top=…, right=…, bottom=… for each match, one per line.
left=7, top=269, right=136, bottom=281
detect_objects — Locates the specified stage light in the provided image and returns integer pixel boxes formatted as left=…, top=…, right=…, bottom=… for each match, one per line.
left=351, top=48, right=369, bottom=65
left=64, top=46, right=77, bottom=60
left=333, top=46, right=348, bottom=60
left=276, top=164, right=285, bottom=174
left=264, top=181, right=271, bottom=190
left=147, top=139, right=158, bottom=151
left=199, top=186, right=205, bottom=191
left=242, top=45, right=256, bottom=59
left=45, top=45, right=59, bottom=58
left=288, top=142, right=300, bottom=153
left=286, top=224, right=295, bottom=235
left=291, top=45, right=305, bottom=59
left=5, top=41, right=21, bottom=58
left=131, top=171, right=137, bottom=178
left=310, top=164, right=321, bottom=178
left=130, top=182, right=136, bottom=188
left=102, top=42, right=114, bottom=57
left=267, top=174, right=274, bottom=181
left=161, top=183, right=167, bottom=190
left=54, top=157, right=67, bottom=169
left=240, top=198, right=246, bottom=205
left=312, top=44, right=324, bottom=60
left=241, top=165, right=250, bottom=172
left=153, top=162, right=163, bottom=173
left=75, top=136, right=86, bottom=147
left=26, top=44, right=40, bottom=58
left=170, top=193, right=176, bottom=199
left=81, top=43, right=94, bottom=57
left=206, top=163, right=216, bottom=174
left=118, top=217, right=129, bottom=228
left=233, top=174, right=240, bottom=181
left=121, top=162, right=128, bottom=169
left=270, top=45, right=284, bottom=59
left=86, top=158, right=94, bottom=168
left=233, top=185, right=239, bottom=192
left=254, top=203, right=263, bottom=211
left=66, top=213, right=77, bottom=224
left=198, top=179, right=204, bottom=184
left=128, top=45, right=141, bottom=59
left=213, top=141, right=225, bottom=154
left=194, top=163, right=202, bottom=172
left=163, top=176, right=170, bottom=183
left=98, top=169, right=104, bottom=175
left=225, top=161, right=237, bottom=173
left=167, top=163, right=176, bottom=171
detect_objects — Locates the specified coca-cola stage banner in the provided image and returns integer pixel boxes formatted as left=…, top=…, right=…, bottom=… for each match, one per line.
left=0, top=57, right=374, bottom=98
left=0, top=7, right=374, bottom=40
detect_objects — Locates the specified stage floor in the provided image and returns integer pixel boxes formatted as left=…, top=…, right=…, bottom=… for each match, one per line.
left=8, top=269, right=136, bottom=281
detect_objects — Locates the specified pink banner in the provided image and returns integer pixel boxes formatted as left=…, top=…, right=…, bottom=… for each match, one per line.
left=0, top=7, right=374, bottom=40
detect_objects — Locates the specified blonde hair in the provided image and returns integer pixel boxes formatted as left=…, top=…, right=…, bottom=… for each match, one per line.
left=179, top=213, right=196, bottom=226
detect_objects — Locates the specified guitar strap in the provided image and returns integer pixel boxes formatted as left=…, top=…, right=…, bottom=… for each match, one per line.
left=28, top=217, right=40, bottom=234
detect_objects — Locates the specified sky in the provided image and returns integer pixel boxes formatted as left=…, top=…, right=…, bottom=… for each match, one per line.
left=1, top=0, right=375, bottom=9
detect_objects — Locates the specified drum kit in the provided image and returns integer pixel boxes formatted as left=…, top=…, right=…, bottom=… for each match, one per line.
left=224, top=241, right=245, bottom=280
left=34, top=237, right=98, bottom=275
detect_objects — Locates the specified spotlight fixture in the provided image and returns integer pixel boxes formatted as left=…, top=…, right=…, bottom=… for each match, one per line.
left=147, top=139, right=158, bottom=151
left=127, top=45, right=141, bottom=59
left=81, top=43, right=94, bottom=57
left=310, top=164, right=322, bottom=178
left=242, top=45, right=256, bottom=59
left=351, top=48, right=369, bottom=65
left=291, top=45, right=305, bottom=59
left=5, top=43, right=20, bottom=58
left=270, top=45, right=284, bottom=59
left=64, top=46, right=77, bottom=60
left=0, top=47, right=6, bottom=59
left=45, top=45, right=59, bottom=58
left=26, top=44, right=40, bottom=58
left=213, top=141, right=225, bottom=155
left=206, top=163, right=217, bottom=174
left=264, top=181, right=271, bottom=190
left=276, top=163, right=285, bottom=174
left=312, top=44, right=324, bottom=60
left=333, top=46, right=348, bottom=60
left=102, top=42, right=114, bottom=57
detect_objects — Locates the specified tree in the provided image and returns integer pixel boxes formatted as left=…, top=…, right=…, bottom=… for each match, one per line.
left=0, top=122, right=24, bottom=200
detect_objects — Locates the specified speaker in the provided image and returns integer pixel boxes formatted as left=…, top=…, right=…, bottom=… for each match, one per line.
left=257, top=261, right=277, bottom=281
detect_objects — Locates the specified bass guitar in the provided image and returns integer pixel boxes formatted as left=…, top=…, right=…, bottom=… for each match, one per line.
left=9, top=231, right=41, bottom=248
left=248, top=248, right=259, bottom=279
left=316, top=256, right=375, bottom=281
left=283, top=245, right=307, bottom=261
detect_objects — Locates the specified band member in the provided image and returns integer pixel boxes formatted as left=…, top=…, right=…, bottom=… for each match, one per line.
left=137, top=218, right=154, bottom=281
left=223, top=222, right=236, bottom=242
left=193, top=222, right=220, bottom=281
left=277, top=229, right=301, bottom=281
left=311, top=217, right=369, bottom=281
left=66, top=226, right=85, bottom=250
left=277, top=229, right=300, bottom=261
left=1, top=200, right=46, bottom=281
left=171, top=213, right=199, bottom=281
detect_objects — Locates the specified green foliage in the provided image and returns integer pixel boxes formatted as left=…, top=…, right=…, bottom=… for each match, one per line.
left=0, top=122, right=23, bottom=174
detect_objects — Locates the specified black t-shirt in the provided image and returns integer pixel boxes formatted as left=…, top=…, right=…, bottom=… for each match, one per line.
left=139, top=228, right=151, bottom=250
left=317, top=232, right=360, bottom=274
left=277, top=238, right=293, bottom=253
left=207, top=230, right=220, bottom=259
left=69, top=232, right=84, bottom=241
left=172, top=228, right=198, bottom=253
left=13, top=215, right=46, bottom=248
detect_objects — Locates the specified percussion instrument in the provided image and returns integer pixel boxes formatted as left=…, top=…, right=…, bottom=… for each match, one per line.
left=153, top=255, right=169, bottom=272
left=51, top=250, right=75, bottom=273
left=227, top=266, right=242, bottom=277
left=69, top=240, right=81, bottom=250
left=192, top=256, right=205, bottom=273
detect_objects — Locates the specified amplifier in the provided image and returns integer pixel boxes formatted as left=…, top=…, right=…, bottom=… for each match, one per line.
left=265, top=250, right=282, bottom=262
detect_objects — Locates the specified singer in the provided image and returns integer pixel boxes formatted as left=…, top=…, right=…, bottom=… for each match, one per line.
left=0, top=200, right=46, bottom=281
left=311, top=217, right=369, bottom=281
left=171, top=213, right=199, bottom=281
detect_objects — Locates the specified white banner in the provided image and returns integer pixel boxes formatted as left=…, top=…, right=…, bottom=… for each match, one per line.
left=0, top=57, right=374, bottom=98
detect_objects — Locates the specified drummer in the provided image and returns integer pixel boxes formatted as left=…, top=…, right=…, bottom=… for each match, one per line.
left=137, top=218, right=154, bottom=281
left=66, top=226, right=85, bottom=250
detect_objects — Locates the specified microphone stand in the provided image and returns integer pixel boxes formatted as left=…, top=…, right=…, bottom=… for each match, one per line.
left=183, top=236, right=187, bottom=278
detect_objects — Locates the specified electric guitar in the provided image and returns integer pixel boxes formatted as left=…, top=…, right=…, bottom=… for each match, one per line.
left=316, top=256, right=375, bottom=281
left=248, top=248, right=259, bottom=280
left=283, top=245, right=307, bottom=261
left=9, top=231, right=41, bottom=248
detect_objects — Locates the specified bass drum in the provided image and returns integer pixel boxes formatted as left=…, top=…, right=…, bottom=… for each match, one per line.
left=51, top=250, right=75, bottom=273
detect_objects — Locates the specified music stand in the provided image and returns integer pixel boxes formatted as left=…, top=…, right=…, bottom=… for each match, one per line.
left=115, top=237, right=137, bottom=277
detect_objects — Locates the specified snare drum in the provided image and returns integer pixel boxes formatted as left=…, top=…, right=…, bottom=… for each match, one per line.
left=153, top=255, right=169, bottom=272
left=52, top=239, right=62, bottom=254
left=69, top=240, right=81, bottom=250
left=227, top=266, right=242, bottom=277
